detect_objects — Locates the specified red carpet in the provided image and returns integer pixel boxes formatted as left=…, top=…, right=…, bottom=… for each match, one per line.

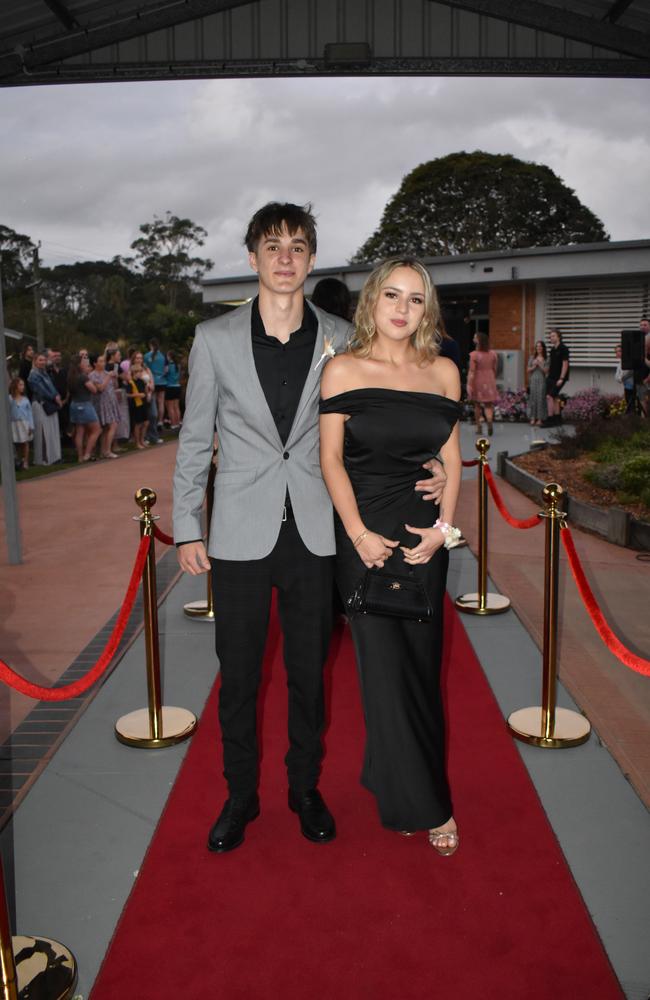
left=91, top=599, right=622, bottom=1000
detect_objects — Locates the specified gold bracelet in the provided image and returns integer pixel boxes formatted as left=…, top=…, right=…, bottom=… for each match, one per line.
left=352, top=530, right=369, bottom=549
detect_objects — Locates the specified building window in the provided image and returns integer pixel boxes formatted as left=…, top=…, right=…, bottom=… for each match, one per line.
left=545, top=280, right=650, bottom=367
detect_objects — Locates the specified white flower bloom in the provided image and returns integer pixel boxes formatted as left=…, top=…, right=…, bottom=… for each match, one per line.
left=314, top=337, right=336, bottom=371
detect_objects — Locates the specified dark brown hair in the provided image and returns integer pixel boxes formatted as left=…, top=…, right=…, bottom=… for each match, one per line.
left=244, top=202, right=317, bottom=254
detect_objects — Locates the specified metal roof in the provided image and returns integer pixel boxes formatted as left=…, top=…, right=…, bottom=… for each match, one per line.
left=1, top=0, right=649, bottom=85
left=201, top=239, right=650, bottom=308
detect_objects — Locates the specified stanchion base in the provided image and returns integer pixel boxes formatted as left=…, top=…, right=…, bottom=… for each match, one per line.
left=13, top=934, right=77, bottom=999
left=455, top=592, right=511, bottom=615
left=183, top=599, right=215, bottom=620
left=115, top=706, right=197, bottom=748
left=507, top=706, right=591, bottom=748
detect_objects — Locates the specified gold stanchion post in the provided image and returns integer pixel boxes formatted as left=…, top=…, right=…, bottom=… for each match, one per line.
left=115, top=488, right=198, bottom=748
left=507, top=483, right=591, bottom=748
left=183, top=456, right=216, bottom=621
left=455, top=437, right=511, bottom=616
left=0, top=856, right=77, bottom=1000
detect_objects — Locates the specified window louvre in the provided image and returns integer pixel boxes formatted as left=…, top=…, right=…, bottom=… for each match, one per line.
left=546, top=280, right=650, bottom=367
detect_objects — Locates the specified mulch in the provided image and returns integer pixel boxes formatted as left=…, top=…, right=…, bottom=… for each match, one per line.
left=512, top=449, right=650, bottom=521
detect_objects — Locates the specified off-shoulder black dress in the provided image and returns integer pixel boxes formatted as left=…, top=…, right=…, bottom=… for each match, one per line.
left=319, top=388, right=461, bottom=831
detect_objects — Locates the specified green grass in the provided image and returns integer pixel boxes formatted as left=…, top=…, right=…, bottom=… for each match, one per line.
left=1, top=432, right=177, bottom=484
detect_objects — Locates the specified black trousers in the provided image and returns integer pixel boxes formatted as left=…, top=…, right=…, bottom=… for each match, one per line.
left=211, top=518, right=333, bottom=797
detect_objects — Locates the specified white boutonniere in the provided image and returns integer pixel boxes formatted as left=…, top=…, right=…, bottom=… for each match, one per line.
left=314, top=337, right=336, bottom=371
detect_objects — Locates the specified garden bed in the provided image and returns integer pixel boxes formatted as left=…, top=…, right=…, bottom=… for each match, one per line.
left=511, top=450, right=650, bottom=522
left=501, top=439, right=650, bottom=551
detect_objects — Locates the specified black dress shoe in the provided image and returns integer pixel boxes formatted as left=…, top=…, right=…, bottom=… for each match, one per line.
left=207, top=794, right=260, bottom=853
left=288, top=788, right=336, bottom=843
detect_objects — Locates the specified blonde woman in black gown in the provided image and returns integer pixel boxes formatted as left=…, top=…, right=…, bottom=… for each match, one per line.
left=320, top=259, right=461, bottom=855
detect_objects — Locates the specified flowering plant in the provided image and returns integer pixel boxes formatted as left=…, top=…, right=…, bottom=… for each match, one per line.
left=495, top=389, right=528, bottom=422
left=314, top=337, right=336, bottom=371
left=606, top=396, right=627, bottom=418
left=561, top=388, right=619, bottom=422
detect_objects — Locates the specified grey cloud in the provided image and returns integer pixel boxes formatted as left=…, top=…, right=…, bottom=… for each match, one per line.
left=1, top=76, right=648, bottom=276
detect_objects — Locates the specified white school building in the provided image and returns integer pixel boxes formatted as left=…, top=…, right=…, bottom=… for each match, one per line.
left=202, top=239, right=650, bottom=396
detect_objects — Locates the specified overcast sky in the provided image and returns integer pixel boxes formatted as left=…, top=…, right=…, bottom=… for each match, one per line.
left=1, top=75, right=649, bottom=278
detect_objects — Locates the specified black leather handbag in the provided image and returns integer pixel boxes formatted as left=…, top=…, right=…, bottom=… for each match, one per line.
left=347, top=569, right=433, bottom=623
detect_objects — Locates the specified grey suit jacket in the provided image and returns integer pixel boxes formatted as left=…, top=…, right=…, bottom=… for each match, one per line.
left=173, top=300, right=351, bottom=560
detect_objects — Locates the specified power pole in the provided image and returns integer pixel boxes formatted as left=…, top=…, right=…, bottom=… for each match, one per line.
left=0, top=259, right=23, bottom=564
left=32, top=244, right=44, bottom=353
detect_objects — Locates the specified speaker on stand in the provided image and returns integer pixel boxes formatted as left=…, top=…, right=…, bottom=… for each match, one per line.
left=620, top=329, right=646, bottom=370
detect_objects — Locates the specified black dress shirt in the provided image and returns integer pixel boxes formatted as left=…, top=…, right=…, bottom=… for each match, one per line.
left=48, top=366, right=68, bottom=400
left=176, top=299, right=318, bottom=546
left=251, top=297, right=317, bottom=445
left=548, top=343, right=570, bottom=382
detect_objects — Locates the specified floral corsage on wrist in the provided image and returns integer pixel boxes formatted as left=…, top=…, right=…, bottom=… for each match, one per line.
left=434, top=519, right=462, bottom=550
left=314, top=336, right=336, bottom=371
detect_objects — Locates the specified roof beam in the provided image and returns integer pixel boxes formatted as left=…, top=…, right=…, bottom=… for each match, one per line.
left=1, top=0, right=255, bottom=81
left=5, top=55, right=650, bottom=87
left=434, top=0, right=650, bottom=59
left=41, top=0, right=79, bottom=31
left=602, top=0, right=635, bottom=24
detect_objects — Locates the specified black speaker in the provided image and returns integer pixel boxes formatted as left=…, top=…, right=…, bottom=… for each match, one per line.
left=621, top=329, right=645, bottom=369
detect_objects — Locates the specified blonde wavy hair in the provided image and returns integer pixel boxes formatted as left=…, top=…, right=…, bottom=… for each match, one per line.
left=350, top=258, right=442, bottom=364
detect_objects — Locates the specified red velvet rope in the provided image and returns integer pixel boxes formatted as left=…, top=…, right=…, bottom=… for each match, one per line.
left=484, top=465, right=542, bottom=530
left=561, top=528, right=650, bottom=677
left=153, top=523, right=174, bottom=546
left=462, top=459, right=479, bottom=467
left=0, top=536, right=150, bottom=701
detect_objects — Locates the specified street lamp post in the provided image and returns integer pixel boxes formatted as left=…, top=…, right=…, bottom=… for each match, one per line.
left=0, top=259, right=22, bottom=565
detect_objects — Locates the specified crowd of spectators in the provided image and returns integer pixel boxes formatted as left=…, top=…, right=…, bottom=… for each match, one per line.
left=7, top=314, right=650, bottom=471
left=7, top=338, right=184, bottom=470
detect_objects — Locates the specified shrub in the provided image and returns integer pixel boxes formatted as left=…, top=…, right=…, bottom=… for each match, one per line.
left=619, top=455, right=650, bottom=496
left=607, top=396, right=627, bottom=418
left=584, top=464, right=622, bottom=491
left=551, top=417, right=606, bottom=459
left=589, top=426, right=650, bottom=464
left=562, top=388, right=608, bottom=422
left=550, top=430, right=584, bottom=460
left=495, top=389, right=528, bottom=421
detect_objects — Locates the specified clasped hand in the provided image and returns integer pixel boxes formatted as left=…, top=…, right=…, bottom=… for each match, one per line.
left=356, top=522, right=445, bottom=569
left=355, top=533, right=399, bottom=569
left=414, top=458, right=447, bottom=502
left=400, top=524, right=445, bottom=565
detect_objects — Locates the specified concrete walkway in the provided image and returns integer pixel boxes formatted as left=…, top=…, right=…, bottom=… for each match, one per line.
left=456, top=423, right=650, bottom=808
left=0, top=423, right=649, bottom=999
left=0, top=443, right=179, bottom=743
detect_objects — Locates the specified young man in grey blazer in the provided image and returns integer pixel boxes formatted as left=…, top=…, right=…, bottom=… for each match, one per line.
left=174, top=203, right=350, bottom=852
left=173, top=202, right=445, bottom=853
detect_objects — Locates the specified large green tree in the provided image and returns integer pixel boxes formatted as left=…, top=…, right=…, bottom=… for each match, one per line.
left=0, top=224, right=38, bottom=337
left=1, top=214, right=216, bottom=356
left=130, top=211, right=213, bottom=309
left=40, top=258, right=139, bottom=350
left=352, top=151, right=608, bottom=262
left=0, top=224, right=35, bottom=293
